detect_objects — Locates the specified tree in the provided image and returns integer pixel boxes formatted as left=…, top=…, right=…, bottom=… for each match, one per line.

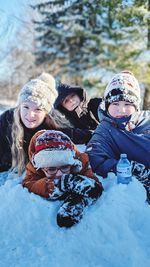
left=33, top=0, right=150, bottom=104
left=32, top=0, right=103, bottom=79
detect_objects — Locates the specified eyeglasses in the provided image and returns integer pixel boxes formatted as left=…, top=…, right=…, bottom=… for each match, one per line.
left=43, top=165, right=71, bottom=175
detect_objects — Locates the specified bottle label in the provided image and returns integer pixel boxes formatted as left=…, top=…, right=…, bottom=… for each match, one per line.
left=117, top=166, right=132, bottom=177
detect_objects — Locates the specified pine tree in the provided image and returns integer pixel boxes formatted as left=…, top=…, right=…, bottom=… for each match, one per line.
left=32, top=0, right=103, bottom=77
left=32, top=0, right=150, bottom=101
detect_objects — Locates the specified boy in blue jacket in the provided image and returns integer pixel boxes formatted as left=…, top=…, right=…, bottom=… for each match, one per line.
left=86, top=70, right=150, bottom=202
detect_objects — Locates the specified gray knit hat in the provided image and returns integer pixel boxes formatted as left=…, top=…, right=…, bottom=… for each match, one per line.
left=104, top=70, right=141, bottom=111
left=18, top=78, right=56, bottom=112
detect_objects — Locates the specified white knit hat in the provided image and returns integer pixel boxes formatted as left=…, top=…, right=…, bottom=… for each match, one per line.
left=37, top=72, right=58, bottom=105
left=18, top=78, right=56, bottom=112
left=104, top=71, right=141, bottom=110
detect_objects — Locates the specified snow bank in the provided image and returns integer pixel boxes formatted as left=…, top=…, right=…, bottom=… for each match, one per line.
left=0, top=171, right=150, bottom=267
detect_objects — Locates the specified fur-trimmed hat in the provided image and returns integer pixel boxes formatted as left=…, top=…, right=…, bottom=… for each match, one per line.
left=54, top=83, right=84, bottom=109
left=104, top=70, right=141, bottom=110
left=32, top=130, right=82, bottom=171
left=18, top=78, right=56, bottom=112
left=37, top=72, right=58, bottom=105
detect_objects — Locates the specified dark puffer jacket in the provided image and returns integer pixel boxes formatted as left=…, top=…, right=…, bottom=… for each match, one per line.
left=86, top=109, right=150, bottom=177
left=53, top=84, right=102, bottom=131
left=0, top=109, right=14, bottom=171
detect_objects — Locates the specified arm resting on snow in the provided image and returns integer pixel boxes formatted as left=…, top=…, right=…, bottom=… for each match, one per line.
left=22, top=162, right=55, bottom=198
left=86, top=142, right=118, bottom=178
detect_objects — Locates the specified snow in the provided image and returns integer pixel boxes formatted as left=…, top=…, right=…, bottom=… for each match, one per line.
left=0, top=170, right=150, bottom=267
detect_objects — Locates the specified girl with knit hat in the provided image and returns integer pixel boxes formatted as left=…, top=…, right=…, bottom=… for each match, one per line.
left=0, top=75, right=58, bottom=175
left=86, top=71, right=150, bottom=202
left=22, top=130, right=103, bottom=228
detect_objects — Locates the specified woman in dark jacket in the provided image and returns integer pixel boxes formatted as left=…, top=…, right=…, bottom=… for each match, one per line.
left=0, top=107, right=63, bottom=174
left=0, top=76, right=60, bottom=175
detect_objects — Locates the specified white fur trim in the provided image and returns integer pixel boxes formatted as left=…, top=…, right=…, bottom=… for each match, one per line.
left=32, top=149, right=81, bottom=169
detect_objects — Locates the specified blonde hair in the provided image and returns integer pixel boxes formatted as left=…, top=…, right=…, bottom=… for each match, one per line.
left=11, top=106, right=27, bottom=176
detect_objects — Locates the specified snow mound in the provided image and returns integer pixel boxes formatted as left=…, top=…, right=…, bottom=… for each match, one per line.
left=0, top=172, right=150, bottom=267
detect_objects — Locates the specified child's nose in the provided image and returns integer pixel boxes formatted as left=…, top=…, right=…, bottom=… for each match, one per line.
left=29, top=111, right=35, bottom=117
left=120, top=106, right=126, bottom=113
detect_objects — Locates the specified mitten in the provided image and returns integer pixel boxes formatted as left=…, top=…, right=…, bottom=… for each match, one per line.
left=131, top=161, right=150, bottom=185
left=131, top=161, right=150, bottom=203
left=59, top=174, right=102, bottom=201
left=48, top=178, right=65, bottom=200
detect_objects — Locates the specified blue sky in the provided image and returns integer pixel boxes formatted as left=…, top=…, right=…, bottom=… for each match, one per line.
left=0, top=0, right=26, bottom=46
left=0, top=0, right=35, bottom=79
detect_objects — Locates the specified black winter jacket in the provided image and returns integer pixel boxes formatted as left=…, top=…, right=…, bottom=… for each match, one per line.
left=53, top=84, right=102, bottom=138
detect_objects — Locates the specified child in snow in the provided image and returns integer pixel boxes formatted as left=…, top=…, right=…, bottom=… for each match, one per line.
left=22, top=130, right=103, bottom=227
left=40, top=72, right=95, bottom=144
left=51, top=83, right=102, bottom=144
left=0, top=74, right=58, bottom=175
left=86, top=70, right=150, bottom=202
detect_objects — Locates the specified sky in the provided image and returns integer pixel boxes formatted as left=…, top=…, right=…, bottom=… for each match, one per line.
left=0, top=0, right=36, bottom=79
left=0, top=167, right=150, bottom=267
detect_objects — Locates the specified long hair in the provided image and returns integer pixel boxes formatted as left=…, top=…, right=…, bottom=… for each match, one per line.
left=11, top=106, right=26, bottom=176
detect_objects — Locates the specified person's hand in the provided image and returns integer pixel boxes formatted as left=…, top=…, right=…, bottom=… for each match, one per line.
left=46, top=178, right=55, bottom=192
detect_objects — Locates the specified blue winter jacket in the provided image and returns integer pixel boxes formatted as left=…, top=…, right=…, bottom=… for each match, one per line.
left=86, top=109, right=150, bottom=177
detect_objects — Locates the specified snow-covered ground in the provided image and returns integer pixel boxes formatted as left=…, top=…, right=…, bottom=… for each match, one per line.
left=0, top=170, right=150, bottom=267
left=0, top=107, right=150, bottom=267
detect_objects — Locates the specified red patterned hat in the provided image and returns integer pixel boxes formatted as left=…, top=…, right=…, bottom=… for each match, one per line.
left=32, top=130, right=82, bottom=170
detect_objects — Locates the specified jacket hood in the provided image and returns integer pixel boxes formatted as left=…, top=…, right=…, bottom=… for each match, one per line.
left=54, top=83, right=86, bottom=109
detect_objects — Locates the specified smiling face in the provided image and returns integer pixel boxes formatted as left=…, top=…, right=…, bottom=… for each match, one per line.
left=20, top=101, right=47, bottom=129
left=62, top=93, right=81, bottom=111
left=108, top=101, right=136, bottom=118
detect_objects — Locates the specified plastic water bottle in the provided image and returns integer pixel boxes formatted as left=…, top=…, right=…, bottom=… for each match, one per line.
left=117, top=154, right=132, bottom=184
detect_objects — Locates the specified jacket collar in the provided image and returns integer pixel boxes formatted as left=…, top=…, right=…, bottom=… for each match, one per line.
left=98, top=108, right=139, bottom=131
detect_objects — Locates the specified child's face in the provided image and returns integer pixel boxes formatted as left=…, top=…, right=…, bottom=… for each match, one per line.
left=42, top=165, right=71, bottom=178
left=108, top=101, right=136, bottom=118
left=20, top=101, right=47, bottom=129
left=62, top=93, right=81, bottom=111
